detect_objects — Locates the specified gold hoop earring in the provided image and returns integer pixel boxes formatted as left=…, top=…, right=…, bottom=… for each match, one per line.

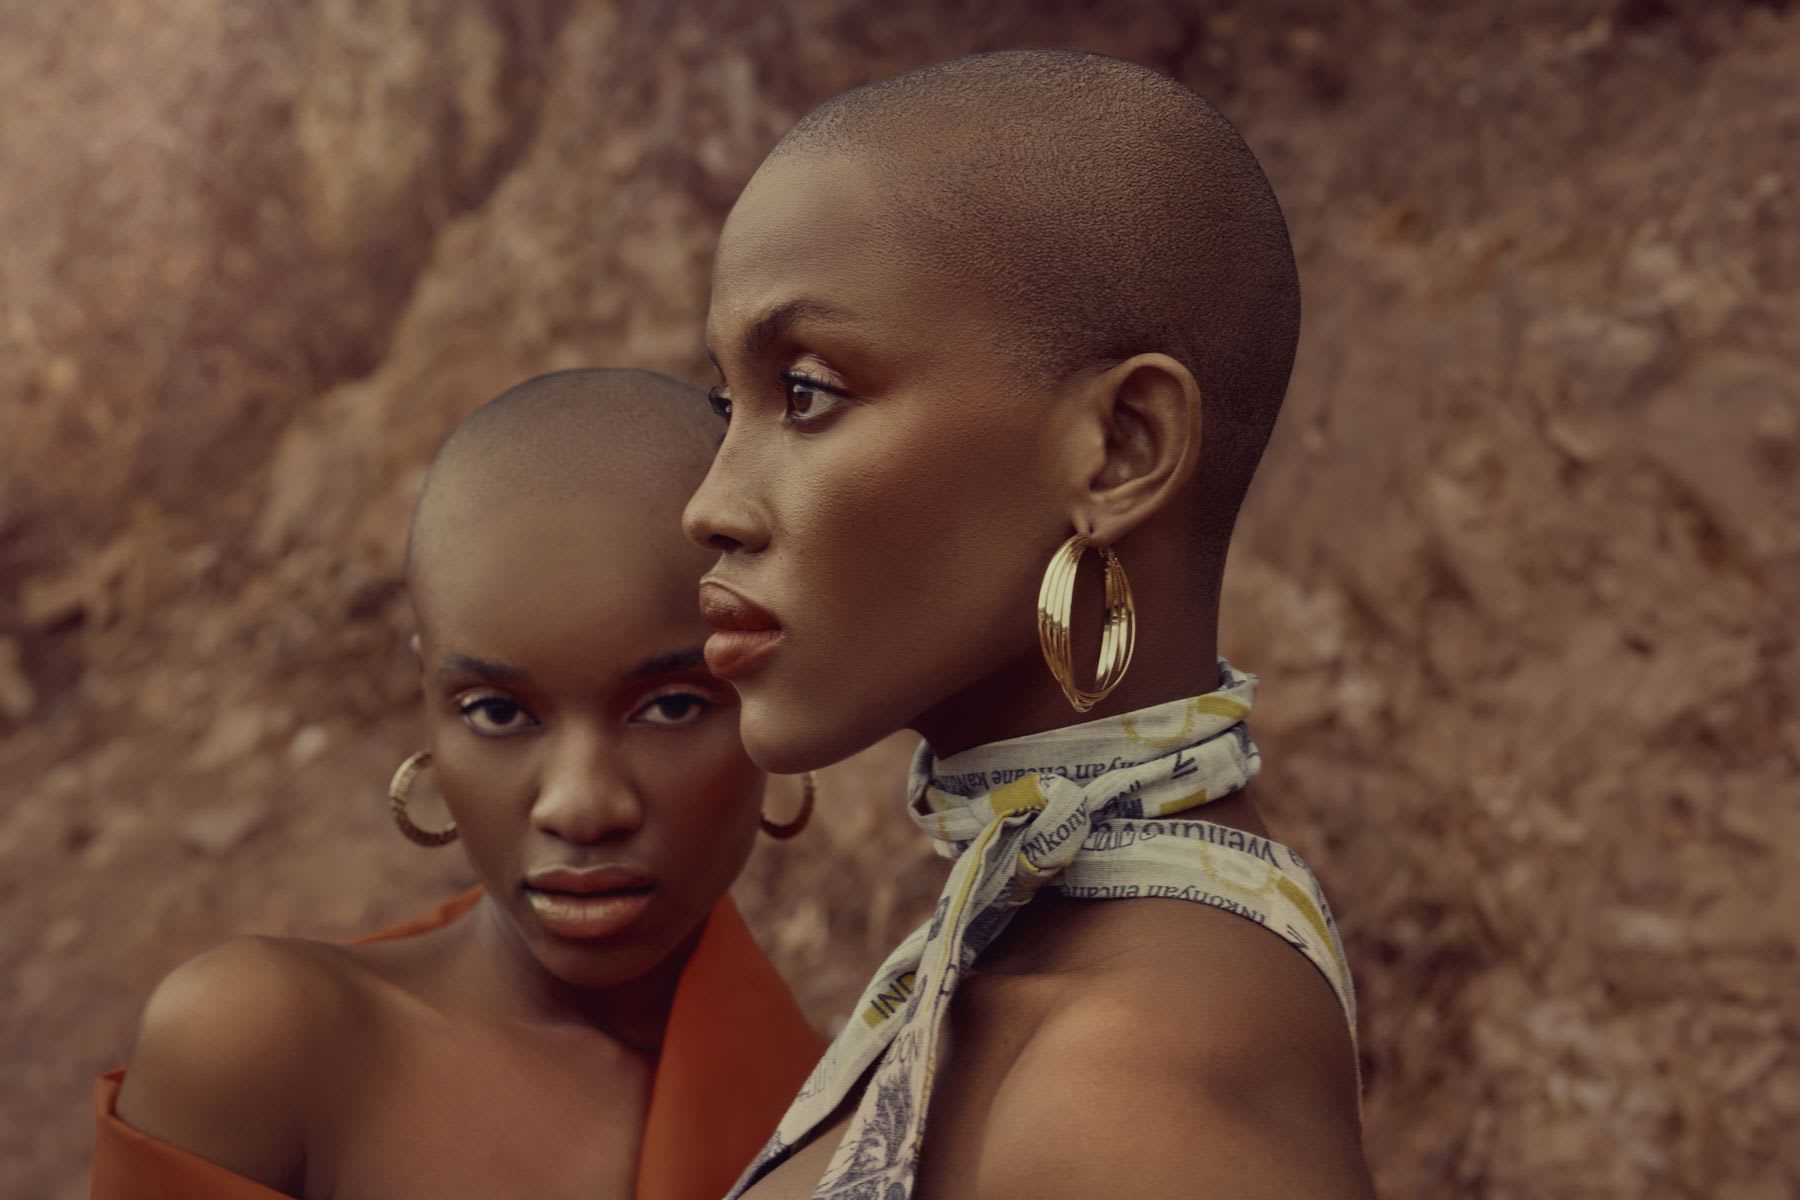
left=1037, top=533, right=1137, bottom=713
left=761, top=771, right=816, bottom=840
left=388, top=751, right=459, bottom=847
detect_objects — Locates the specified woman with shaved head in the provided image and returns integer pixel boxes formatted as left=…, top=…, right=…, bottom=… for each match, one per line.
left=688, top=51, right=1373, bottom=1198
left=92, top=370, right=822, bottom=1200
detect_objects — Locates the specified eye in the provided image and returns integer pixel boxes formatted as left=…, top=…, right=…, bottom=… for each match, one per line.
left=458, top=694, right=538, bottom=737
left=706, top=385, right=732, bottom=422
left=630, top=690, right=716, bottom=728
left=781, top=371, right=847, bottom=426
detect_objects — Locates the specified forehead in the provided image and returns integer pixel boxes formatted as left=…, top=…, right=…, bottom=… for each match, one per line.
left=708, top=151, right=964, bottom=356
left=413, top=493, right=712, bottom=670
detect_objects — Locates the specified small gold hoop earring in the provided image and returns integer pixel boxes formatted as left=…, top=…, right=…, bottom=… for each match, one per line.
left=1037, top=533, right=1137, bottom=713
left=761, top=771, right=816, bottom=840
left=388, top=751, right=459, bottom=847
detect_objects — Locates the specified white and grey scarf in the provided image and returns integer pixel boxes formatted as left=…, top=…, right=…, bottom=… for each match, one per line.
left=728, top=660, right=1355, bottom=1200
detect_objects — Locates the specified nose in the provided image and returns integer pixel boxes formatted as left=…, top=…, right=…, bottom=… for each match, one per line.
left=682, top=438, right=769, bottom=554
left=529, top=729, right=643, bottom=845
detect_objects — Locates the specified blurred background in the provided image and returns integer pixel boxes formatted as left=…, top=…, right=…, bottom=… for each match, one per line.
left=2, top=1, right=1796, bottom=1196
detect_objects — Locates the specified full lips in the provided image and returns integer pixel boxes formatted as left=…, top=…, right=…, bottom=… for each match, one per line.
left=697, top=579, right=785, bottom=679
left=703, top=628, right=784, bottom=679
left=525, top=888, right=654, bottom=940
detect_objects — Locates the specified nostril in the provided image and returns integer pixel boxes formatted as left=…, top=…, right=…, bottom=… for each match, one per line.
left=681, top=486, right=768, bottom=555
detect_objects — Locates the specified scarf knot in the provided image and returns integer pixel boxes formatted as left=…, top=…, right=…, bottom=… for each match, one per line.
left=726, top=660, right=1357, bottom=1200
left=988, top=772, right=1093, bottom=903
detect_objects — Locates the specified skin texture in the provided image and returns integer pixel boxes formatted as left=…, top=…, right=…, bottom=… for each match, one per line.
left=116, top=374, right=767, bottom=1199
left=684, top=54, right=1374, bottom=1200
left=414, top=492, right=761, bottom=1002
left=687, top=154, right=1219, bottom=771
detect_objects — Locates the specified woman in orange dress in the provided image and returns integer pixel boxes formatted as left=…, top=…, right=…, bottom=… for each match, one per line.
left=90, top=369, right=824, bottom=1200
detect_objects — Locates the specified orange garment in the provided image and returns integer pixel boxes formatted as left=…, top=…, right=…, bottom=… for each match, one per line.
left=90, top=890, right=822, bottom=1200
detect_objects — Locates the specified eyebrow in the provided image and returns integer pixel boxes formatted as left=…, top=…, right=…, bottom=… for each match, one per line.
left=436, top=647, right=709, bottom=685
left=437, top=653, right=530, bottom=683
left=623, top=646, right=709, bottom=682
left=713, top=298, right=863, bottom=365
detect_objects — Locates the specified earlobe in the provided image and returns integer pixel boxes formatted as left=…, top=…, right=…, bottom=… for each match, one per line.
left=1078, top=353, right=1203, bottom=543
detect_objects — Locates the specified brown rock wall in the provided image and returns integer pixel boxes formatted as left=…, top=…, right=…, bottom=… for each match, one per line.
left=1, top=2, right=1794, bottom=1197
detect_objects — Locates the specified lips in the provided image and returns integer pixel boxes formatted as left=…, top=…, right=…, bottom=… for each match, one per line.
left=523, top=864, right=655, bottom=941
left=698, top=578, right=784, bottom=679
left=698, top=579, right=780, bottom=632
left=525, top=864, right=653, bottom=895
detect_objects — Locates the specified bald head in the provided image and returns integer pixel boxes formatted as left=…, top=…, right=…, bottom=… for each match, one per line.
left=406, top=368, right=717, bottom=594
left=772, top=50, right=1299, bottom=539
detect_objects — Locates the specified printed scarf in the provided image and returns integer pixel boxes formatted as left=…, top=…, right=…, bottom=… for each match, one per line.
left=728, top=660, right=1355, bottom=1200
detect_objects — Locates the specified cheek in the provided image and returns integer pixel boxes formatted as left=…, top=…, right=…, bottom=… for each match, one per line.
left=638, top=727, right=764, bottom=858
left=782, top=403, right=1056, bottom=646
left=429, top=736, right=530, bottom=875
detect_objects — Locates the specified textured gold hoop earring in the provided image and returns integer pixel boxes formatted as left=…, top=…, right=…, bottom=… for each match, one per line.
left=761, top=771, right=816, bottom=840
left=388, top=751, right=459, bottom=847
left=1037, top=533, right=1137, bottom=713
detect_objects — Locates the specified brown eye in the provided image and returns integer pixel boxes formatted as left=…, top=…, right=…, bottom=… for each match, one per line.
left=459, top=695, right=537, bottom=737
left=781, top=372, right=845, bottom=425
left=706, top=386, right=732, bottom=421
left=631, top=691, right=715, bottom=728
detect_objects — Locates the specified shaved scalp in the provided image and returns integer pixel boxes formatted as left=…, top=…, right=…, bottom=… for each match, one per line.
left=406, top=368, right=717, bottom=591
left=774, top=50, right=1300, bottom=550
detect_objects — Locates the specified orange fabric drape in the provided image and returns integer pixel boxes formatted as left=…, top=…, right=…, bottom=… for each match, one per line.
left=90, top=890, right=821, bottom=1200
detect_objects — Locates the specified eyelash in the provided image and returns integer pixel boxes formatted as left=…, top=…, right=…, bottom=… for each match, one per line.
left=779, top=370, right=846, bottom=426
left=630, top=689, right=717, bottom=728
left=454, top=690, right=718, bottom=737
left=707, top=385, right=731, bottom=421
left=459, top=694, right=536, bottom=737
left=706, top=371, right=848, bottom=428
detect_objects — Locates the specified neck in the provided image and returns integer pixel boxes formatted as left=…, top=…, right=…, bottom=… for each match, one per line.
left=444, top=895, right=696, bottom=1055
left=915, top=555, right=1221, bottom=757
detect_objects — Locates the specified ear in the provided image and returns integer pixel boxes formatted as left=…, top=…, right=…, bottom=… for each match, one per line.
left=1068, top=353, right=1203, bottom=545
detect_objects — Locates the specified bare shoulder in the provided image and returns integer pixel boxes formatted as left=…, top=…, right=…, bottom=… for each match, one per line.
left=115, top=935, right=368, bottom=1190
left=973, top=899, right=1371, bottom=1200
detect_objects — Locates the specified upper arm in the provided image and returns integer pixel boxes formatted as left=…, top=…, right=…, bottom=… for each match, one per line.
left=114, top=937, right=340, bottom=1193
left=977, top=948, right=1370, bottom=1199
left=992, top=1067, right=1375, bottom=1200
left=978, top=1049, right=1373, bottom=1200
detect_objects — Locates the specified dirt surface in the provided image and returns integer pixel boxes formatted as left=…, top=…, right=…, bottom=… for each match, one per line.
left=3, top=2, right=1797, bottom=1197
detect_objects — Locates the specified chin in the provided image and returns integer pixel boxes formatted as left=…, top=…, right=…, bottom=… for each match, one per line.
left=538, top=936, right=674, bottom=991
left=738, top=685, right=891, bottom=775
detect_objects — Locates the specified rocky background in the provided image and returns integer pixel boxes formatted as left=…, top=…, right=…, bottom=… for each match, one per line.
left=2, top=1, right=1796, bottom=1196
